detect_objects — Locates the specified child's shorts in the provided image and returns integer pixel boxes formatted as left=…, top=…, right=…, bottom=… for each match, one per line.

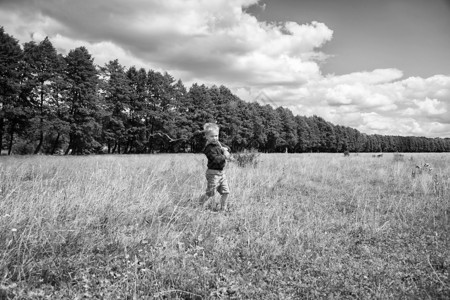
left=205, top=169, right=230, bottom=196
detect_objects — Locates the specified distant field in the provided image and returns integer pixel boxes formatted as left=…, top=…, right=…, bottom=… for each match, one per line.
left=1, top=153, right=449, bottom=299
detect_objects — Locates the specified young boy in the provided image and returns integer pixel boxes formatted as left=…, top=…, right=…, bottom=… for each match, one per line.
left=199, top=123, right=231, bottom=211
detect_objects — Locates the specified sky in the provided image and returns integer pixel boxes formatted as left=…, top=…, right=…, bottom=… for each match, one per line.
left=1, top=0, right=449, bottom=138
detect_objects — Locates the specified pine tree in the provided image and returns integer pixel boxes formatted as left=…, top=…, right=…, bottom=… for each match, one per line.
left=126, top=66, right=148, bottom=153
left=0, top=27, right=23, bottom=154
left=63, top=47, right=100, bottom=154
left=22, top=37, right=61, bottom=153
left=294, top=116, right=310, bottom=152
left=99, top=59, right=132, bottom=153
left=276, top=107, right=298, bottom=152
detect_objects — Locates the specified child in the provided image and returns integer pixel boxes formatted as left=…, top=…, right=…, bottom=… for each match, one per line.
left=199, top=123, right=231, bottom=211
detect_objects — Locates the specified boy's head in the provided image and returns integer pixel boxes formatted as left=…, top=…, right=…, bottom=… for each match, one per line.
left=204, top=123, right=219, bottom=143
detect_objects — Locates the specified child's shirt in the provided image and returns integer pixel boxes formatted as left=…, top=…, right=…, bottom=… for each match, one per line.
left=203, top=141, right=228, bottom=171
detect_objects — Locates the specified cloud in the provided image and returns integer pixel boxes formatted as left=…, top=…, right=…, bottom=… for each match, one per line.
left=282, top=70, right=450, bottom=137
left=410, top=98, right=447, bottom=116
left=1, top=0, right=449, bottom=137
left=0, top=0, right=332, bottom=85
left=402, top=75, right=450, bottom=100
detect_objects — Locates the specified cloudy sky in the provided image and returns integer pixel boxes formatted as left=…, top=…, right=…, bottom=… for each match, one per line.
left=1, top=0, right=449, bottom=137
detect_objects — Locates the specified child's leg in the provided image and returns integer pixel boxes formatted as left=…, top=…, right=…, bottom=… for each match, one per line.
left=201, top=171, right=218, bottom=209
left=199, top=193, right=210, bottom=206
left=219, top=193, right=229, bottom=210
left=202, top=195, right=216, bottom=209
left=218, top=173, right=230, bottom=211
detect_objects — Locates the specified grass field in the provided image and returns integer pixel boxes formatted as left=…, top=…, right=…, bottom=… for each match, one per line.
left=0, top=153, right=449, bottom=299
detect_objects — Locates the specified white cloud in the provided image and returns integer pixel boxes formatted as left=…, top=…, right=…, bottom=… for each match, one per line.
left=412, top=98, right=447, bottom=115
left=279, top=69, right=450, bottom=137
left=0, top=0, right=332, bottom=83
left=326, top=69, right=404, bottom=85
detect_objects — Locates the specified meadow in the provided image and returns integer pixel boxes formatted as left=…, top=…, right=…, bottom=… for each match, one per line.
left=0, top=152, right=449, bottom=299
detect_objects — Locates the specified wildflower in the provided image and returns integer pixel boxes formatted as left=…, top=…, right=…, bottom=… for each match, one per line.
left=11, top=228, right=17, bottom=232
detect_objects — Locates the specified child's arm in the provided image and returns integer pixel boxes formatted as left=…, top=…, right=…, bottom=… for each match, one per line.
left=217, top=142, right=231, bottom=159
left=223, top=148, right=231, bottom=159
left=219, top=142, right=231, bottom=152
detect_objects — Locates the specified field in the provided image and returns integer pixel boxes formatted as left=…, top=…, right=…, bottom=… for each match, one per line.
left=0, top=153, right=449, bottom=299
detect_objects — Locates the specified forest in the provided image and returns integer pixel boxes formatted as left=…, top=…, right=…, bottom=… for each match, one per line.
left=1, top=27, right=449, bottom=155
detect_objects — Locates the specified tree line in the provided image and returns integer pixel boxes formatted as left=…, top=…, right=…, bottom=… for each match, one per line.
left=1, top=27, right=449, bottom=155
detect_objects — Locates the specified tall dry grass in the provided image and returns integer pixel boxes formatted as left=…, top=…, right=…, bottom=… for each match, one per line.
left=0, top=153, right=449, bottom=298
